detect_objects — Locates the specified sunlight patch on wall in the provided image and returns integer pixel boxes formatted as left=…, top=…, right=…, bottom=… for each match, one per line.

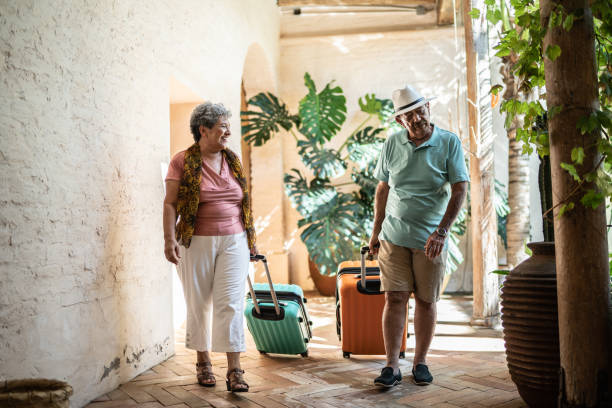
left=332, top=37, right=350, bottom=54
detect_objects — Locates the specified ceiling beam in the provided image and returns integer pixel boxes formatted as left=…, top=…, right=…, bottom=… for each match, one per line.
left=278, top=0, right=436, bottom=6
left=436, top=0, right=455, bottom=24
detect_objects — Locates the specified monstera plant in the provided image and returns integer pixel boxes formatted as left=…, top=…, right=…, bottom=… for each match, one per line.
left=241, top=73, right=468, bottom=278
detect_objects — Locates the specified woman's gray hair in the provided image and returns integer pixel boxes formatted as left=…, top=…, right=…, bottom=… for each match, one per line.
left=190, top=102, right=232, bottom=142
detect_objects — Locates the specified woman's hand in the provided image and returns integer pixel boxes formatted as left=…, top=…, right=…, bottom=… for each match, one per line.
left=165, top=239, right=181, bottom=264
left=249, top=245, right=258, bottom=260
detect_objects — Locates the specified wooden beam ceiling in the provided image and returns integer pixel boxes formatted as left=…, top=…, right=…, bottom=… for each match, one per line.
left=278, top=0, right=436, bottom=6
left=436, top=0, right=456, bottom=25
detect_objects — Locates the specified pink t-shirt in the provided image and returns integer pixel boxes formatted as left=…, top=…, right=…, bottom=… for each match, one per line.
left=165, top=150, right=245, bottom=236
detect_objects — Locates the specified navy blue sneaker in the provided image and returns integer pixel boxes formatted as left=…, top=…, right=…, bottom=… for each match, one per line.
left=412, top=364, right=433, bottom=385
left=374, top=367, right=402, bottom=388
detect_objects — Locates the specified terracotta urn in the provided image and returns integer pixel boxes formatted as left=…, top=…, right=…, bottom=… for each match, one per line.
left=500, top=241, right=559, bottom=407
left=308, top=259, right=336, bottom=297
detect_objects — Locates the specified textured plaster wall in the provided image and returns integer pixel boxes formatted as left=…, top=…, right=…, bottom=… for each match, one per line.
left=0, top=1, right=279, bottom=406
left=279, top=27, right=470, bottom=290
left=170, top=103, right=202, bottom=157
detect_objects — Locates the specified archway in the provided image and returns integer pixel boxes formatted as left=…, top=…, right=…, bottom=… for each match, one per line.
left=166, top=76, right=204, bottom=329
left=240, top=43, right=288, bottom=284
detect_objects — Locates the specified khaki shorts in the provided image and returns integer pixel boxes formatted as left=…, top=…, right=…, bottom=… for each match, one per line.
left=378, top=239, right=446, bottom=303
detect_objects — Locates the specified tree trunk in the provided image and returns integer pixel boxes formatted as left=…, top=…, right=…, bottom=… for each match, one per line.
left=500, top=55, right=531, bottom=269
left=462, top=0, right=500, bottom=326
left=506, top=133, right=531, bottom=268
left=540, top=0, right=610, bottom=406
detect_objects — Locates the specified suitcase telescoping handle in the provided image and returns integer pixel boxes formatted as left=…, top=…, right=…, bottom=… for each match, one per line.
left=247, top=254, right=281, bottom=316
left=360, top=246, right=369, bottom=288
left=360, top=244, right=379, bottom=288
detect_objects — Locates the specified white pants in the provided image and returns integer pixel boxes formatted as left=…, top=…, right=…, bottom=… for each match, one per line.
left=177, top=232, right=250, bottom=352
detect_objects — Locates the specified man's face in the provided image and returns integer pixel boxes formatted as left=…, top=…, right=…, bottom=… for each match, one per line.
left=395, top=103, right=430, bottom=138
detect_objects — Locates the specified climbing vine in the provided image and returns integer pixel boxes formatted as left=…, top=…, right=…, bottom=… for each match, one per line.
left=471, top=0, right=612, bottom=215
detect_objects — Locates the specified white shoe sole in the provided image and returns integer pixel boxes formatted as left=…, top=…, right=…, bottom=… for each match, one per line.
left=374, top=379, right=400, bottom=388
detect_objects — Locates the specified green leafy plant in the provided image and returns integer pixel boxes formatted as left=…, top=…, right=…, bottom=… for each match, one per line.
left=241, top=73, right=471, bottom=276
left=473, top=0, right=612, bottom=215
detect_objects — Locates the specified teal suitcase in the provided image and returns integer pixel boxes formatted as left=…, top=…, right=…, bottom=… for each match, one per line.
left=245, top=255, right=312, bottom=357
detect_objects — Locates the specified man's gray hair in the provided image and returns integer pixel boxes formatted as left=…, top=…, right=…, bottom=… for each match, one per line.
left=190, top=102, right=232, bottom=142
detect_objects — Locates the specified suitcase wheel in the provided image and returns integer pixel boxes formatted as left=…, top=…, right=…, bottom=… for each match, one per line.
left=309, top=321, right=313, bottom=326
left=399, top=351, right=405, bottom=359
left=300, top=351, right=308, bottom=358
left=259, top=350, right=267, bottom=355
left=343, top=352, right=350, bottom=359
left=298, top=317, right=303, bottom=322
left=304, top=338, right=309, bottom=343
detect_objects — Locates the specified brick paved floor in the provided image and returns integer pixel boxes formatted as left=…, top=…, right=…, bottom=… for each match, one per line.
left=87, top=294, right=526, bottom=408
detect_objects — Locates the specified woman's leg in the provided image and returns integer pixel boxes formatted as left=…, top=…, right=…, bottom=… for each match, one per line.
left=210, top=232, right=250, bottom=389
left=196, top=351, right=211, bottom=364
left=177, top=236, right=217, bottom=384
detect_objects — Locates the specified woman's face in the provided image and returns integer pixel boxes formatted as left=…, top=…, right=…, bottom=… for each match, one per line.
left=200, top=116, right=231, bottom=151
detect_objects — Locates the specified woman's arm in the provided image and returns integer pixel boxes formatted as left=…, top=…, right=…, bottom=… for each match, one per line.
left=163, top=180, right=181, bottom=264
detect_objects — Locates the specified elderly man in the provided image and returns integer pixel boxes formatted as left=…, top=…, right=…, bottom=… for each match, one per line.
left=370, top=85, right=469, bottom=387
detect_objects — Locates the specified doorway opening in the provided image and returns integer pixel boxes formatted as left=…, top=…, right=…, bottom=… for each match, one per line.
left=167, top=76, right=204, bottom=329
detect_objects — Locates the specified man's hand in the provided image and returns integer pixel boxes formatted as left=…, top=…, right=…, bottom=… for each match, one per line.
left=368, top=234, right=380, bottom=256
left=164, top=239, right=181, bottom=264
left=424, top=231, right=445, bottom=260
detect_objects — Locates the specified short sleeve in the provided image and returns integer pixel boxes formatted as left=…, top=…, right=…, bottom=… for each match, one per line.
left=165, top=151, right=186, bottom=181
left=374, top=140, right=389, bottom=183
left=447, top=135, right=470, bottom=184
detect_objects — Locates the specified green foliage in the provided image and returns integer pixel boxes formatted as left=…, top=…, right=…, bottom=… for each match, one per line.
left=476, top=0, right=612, bottom=215
left=242, top=73, right=392, bottom=275
left=297, top=139, right=346, bottom=179
left=298, top=73, right=347, bottom=144
left=241, top=93, right=300, bottom=146
left=494, top=179, right=511, bottom=247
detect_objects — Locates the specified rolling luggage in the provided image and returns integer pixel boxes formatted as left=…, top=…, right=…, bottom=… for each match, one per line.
left=244, top=254, right=313, bottom=357
left=336, top=246, right=407, bottom=358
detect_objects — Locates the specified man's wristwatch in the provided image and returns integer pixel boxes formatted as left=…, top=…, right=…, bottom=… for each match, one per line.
left=435, top=227, right=448, bottom=238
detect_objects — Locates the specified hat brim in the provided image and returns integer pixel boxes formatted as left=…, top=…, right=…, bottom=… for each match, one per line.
left=387, top=97, right=436, bottom=123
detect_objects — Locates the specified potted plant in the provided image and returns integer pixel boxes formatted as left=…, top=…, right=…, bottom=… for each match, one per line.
left=241, top=73, right=470, bottom=295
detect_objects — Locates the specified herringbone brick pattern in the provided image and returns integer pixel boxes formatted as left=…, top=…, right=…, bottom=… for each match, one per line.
left=87, top=295, right=526, bottom=408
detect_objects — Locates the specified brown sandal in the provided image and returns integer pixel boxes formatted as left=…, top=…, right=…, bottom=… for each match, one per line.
left=196, top=362, right=216, bottom=387
left=225, top=368, right=249, bottom=392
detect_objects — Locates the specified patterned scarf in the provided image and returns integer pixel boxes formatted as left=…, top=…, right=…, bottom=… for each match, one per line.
left=175, top=142, right=256, bottom=250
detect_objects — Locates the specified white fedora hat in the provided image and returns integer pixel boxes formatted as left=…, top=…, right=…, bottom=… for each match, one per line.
left=389, top=85, right=436, bottom=120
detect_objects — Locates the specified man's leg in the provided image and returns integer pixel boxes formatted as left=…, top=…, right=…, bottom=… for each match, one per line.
left=411, top=248, right=445, bottom=385
left=375, top=240, right=413, bottom=387
left=413, top=296, right=436, bottom=365
left=383, top=291, right=410, bottom=373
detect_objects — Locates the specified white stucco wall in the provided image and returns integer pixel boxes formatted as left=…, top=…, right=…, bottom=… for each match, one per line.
left=0, top=1, right=279, bottom=406
left=278, top=26, right=469, bottom=290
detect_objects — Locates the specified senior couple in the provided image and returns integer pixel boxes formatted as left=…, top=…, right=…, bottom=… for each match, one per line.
left=162, top=85, right=469, bottom=392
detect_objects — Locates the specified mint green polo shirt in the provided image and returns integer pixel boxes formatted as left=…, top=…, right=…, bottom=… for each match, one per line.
left=374, top=125, right=469, bottom=250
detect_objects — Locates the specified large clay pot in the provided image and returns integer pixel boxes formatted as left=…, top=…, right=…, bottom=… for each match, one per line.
left=500, top=241, right=559, bottom=408
left=0, top=379, right=73, bottom=408
left=308, top=259, right=336, bottom=297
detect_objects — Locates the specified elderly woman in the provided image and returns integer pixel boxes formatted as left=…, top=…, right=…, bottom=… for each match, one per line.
left=163, top=102, right=256, bottom=392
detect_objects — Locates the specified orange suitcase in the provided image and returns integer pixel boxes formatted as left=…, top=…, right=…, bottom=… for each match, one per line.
left=336, top=246, right=407, bottom=358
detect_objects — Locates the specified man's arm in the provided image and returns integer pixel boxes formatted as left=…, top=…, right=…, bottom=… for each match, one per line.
left=424, top=181, right=468, bottom=260
left=368, top=181, right=390, bottom=255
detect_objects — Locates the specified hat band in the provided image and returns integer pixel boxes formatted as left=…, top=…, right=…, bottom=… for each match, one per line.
left=395, top=97, right=424, bottom=113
